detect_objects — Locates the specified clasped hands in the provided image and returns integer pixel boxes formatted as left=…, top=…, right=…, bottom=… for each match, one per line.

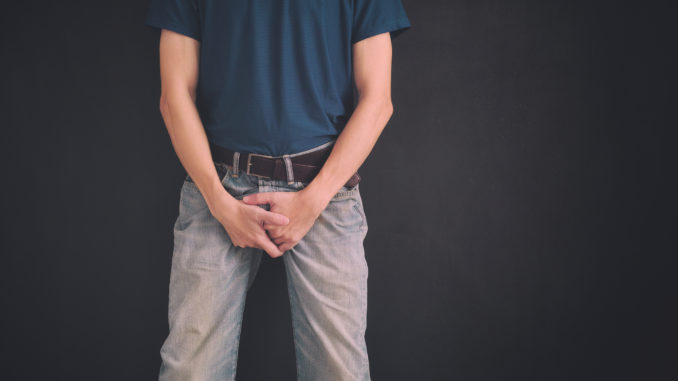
left=241, top=189, right=327, bottom=257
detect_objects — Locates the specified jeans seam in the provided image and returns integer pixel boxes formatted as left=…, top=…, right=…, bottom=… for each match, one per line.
left=361, top=263, right=369, bottom=378
left=285, top=268, right=303, bottom=380
left=231, top=304, right=245, bottom=380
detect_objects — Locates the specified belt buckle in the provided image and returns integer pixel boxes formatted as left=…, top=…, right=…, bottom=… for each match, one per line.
left=246, top=152, right=275, bottom=177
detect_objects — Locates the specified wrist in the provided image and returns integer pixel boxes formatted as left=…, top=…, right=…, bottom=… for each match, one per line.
left=204, top=182, right=239, bottom=214
left=299, top=184, right=333, bottom=215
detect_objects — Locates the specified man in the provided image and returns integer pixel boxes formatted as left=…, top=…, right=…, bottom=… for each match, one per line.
left=144, top=1, right=411, bottom=380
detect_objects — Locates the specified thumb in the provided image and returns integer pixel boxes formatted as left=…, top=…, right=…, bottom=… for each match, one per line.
left=243, top=192, right=273, bottom=205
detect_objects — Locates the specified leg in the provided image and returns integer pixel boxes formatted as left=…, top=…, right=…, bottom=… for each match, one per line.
left=283, top=185, right=370, bottom=381
left=159, top=176, right=264, bottom=381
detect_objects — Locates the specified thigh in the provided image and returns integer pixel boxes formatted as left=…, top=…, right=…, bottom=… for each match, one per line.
left=160, top=168, right=264, bottom=380
left=285, top=185, right=368, bottom=296
left=175, top=162, right=265, bottom=269
left=287, top=184, right=368, bottom=282
left=169, top=175, right=263, bottom=303
left=283, top=185, right=371, bottom=380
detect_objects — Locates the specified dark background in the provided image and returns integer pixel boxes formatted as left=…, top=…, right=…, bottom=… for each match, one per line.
left=1, top=1, right=675, bottom=380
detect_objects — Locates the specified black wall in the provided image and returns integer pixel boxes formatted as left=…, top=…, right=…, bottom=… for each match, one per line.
left=1, top=1, right=675, bottom=380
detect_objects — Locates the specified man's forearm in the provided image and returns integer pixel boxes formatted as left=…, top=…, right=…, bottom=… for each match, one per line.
left=159, top=91, right=235, bottom=210
left=303, top=96, right=394, bottom=207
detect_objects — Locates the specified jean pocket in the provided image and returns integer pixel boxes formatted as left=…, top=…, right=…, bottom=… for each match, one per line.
left=306, top=187, right=365, bottom=241
left=332, top=183, right=359, bottom=200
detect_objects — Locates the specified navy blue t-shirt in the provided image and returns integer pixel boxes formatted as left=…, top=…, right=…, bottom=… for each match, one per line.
left=144, top=0, right=411, bottom=156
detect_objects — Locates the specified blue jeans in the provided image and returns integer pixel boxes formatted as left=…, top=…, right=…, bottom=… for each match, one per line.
left=158, top=144, right=370, bottom=380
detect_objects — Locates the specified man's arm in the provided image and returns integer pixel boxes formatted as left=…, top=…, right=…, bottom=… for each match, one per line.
left=157, top=29, right=288, bottom=257
left=302, top=31, right=395, bottom=207
left=241, top=31, right=395, bottom=252
left=158, top=29, right=227, bottom=207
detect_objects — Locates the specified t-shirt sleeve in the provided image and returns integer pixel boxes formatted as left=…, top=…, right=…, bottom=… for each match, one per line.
left=351, top=0, right=412, bottom=44
left=144, top=0, right=202, bottom=42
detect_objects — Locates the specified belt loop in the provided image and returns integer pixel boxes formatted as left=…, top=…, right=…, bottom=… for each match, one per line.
left=232, top=152, right=240, bottom=178
left=282, top=154, right=294, bottom=184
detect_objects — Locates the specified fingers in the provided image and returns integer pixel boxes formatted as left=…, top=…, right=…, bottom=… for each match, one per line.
left=264, top=224, right=283, bottom=238
left=224, top=202, right=287, bottom=258
left=263, top=222, right=284, bottom=231
left=252, top=216, right=284, bottom=258
left=258, top=234, right=284, bottom=258
left=259, top=209, right=290, bottom=226
left=278, top=242, right=294, bottom=252
left=247, top=223, right=284, bottom=258
left=243, top=192, right=275, bottom=205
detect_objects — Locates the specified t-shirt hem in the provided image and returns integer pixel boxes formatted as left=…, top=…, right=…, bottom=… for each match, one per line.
left=144, top=18, right=201, bottom=42
left=351, top=16, right=412, bottom=44
left=208, top=135, right=337, bottom=157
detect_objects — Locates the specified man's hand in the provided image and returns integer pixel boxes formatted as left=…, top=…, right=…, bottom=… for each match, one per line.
left=208, top=193, right=291, bottom=258
left=237, top=32, right=395, bottom=254
left=241, top=188, right=328, bottom=252
left=157, top=29, right=293, bottom=256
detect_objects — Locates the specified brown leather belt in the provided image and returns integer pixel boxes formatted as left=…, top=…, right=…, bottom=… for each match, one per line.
left=209, top=141, right=361, bottom=188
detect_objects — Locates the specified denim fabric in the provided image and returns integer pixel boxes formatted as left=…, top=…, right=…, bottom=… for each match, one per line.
left=158, top=152, right=370, bottom=380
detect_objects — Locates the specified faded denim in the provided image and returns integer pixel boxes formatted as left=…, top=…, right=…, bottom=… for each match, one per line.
left=158, top=149, right=370, bottom=380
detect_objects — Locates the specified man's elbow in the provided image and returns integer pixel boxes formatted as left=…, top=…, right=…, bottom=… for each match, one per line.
left=377, top=98, right=394, bottom=128
left=158, top=88, right=196, bottom=118
left=158, top=95, right=170, bottom=118
left=383, top=100, right=394, bottom=120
